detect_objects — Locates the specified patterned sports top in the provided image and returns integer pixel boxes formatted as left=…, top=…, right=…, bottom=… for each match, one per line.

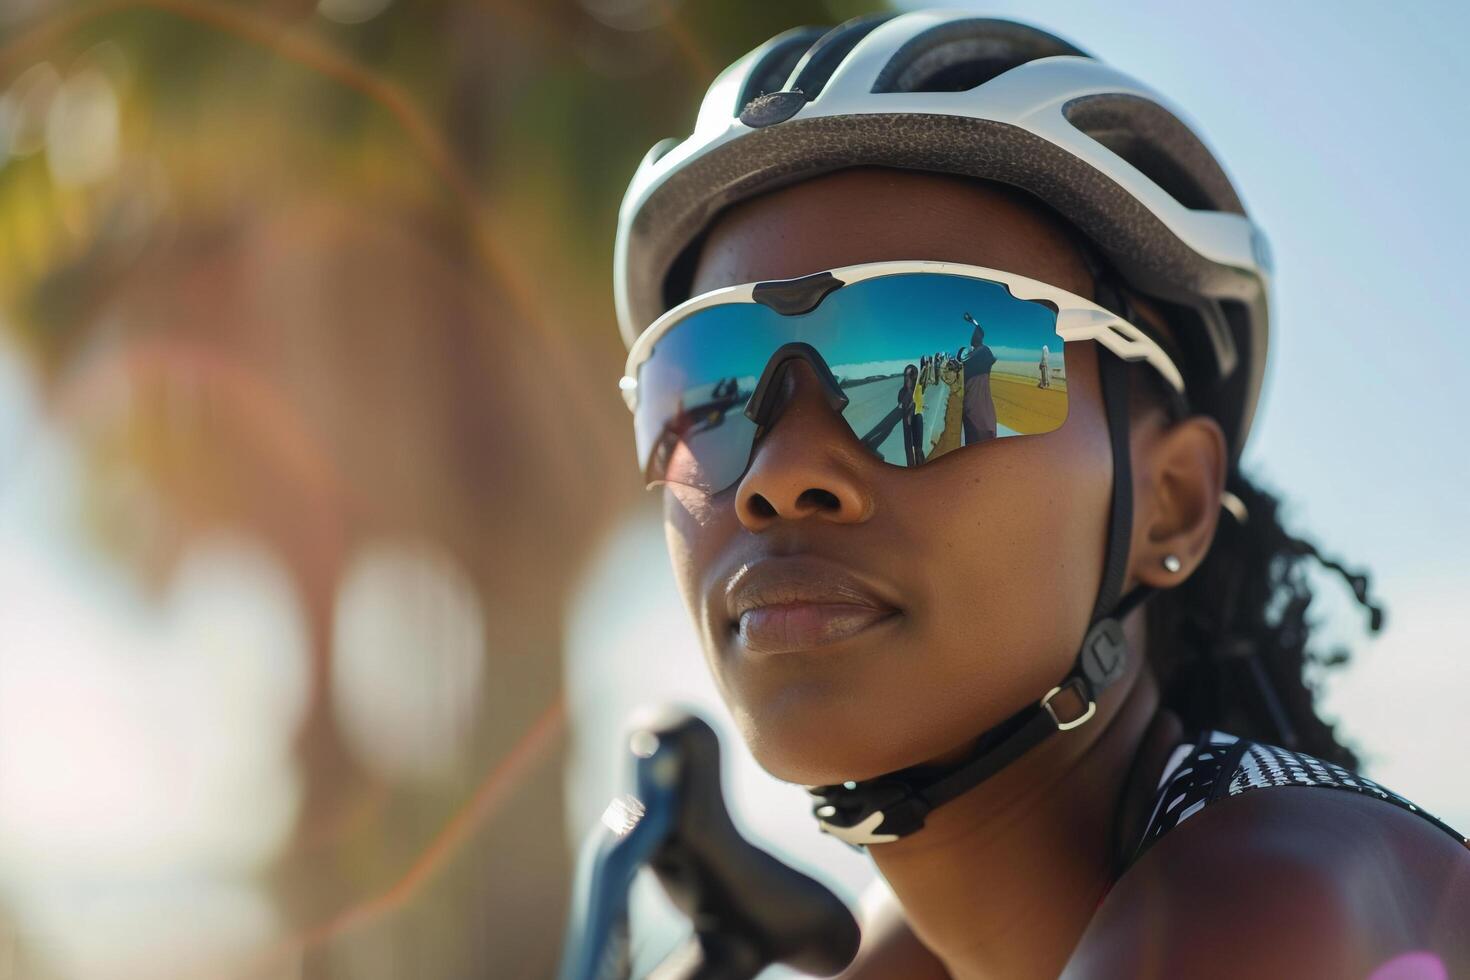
left=1131, top=731, right=1469, bottom=865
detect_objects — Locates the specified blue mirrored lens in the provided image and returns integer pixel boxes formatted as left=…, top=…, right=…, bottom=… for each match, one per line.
left=634, top=273, right=1067, bottom=492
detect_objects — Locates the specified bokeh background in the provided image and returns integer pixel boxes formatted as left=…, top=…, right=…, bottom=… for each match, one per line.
left=0, top=0, right=1464, bottom=977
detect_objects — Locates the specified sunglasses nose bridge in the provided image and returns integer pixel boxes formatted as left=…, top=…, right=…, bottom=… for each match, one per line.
left=732, top=356, right=873, bottom=529
left=744, top=342, right=850, bottom=428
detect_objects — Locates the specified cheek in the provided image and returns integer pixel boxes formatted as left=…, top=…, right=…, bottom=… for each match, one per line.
left=661, top=485, right=738, bottom=648
left=662, top=488, right=708, bottom=626
left=662, top=487, right=758, bottom=725
left=898, top=433, right=1110, bottom=717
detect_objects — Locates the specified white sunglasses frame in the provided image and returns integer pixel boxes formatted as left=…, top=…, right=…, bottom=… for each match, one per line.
left=619, top=260, right=1185, bottom=414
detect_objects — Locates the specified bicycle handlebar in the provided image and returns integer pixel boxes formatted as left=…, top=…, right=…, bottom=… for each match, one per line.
left=559, top=708, right=860, bottom=980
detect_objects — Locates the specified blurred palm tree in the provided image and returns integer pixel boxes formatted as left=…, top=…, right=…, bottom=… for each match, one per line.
left=0, top=0, right=883, bottom=976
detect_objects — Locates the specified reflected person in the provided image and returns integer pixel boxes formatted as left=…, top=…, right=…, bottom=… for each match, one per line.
left=911, top=362, right=927, bottom=464
left=961, top=312, right=998, bottom=443
left=929, top=353, right=966, bottom=458
left=899, top=363, right=924, bottom=466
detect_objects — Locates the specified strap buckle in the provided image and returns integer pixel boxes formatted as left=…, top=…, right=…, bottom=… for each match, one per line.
left=1079, top=618, right=1128, bottom=689
left=808, top=779, right=929, bottom=847
left=1041, top=678, right=1096, bottom=731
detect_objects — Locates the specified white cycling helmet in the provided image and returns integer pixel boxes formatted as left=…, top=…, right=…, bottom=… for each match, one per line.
left=614, top=10, right=1272, bottom=458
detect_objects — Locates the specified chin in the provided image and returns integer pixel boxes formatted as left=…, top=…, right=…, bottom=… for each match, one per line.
left=731, top=686, right=937, bottom=787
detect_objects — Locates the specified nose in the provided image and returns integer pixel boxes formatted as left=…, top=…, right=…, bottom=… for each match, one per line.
left=735, top=358, right=873, bottom=530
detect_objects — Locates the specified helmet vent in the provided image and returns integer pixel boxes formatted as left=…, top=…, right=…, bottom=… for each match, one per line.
left=872, top=18, right=1087, bottom=93
left=736, top=26, right=828, bottom=117
left=784, top=13, right=897, bottom=101
left=1063, top=94, right=1245, bottom=215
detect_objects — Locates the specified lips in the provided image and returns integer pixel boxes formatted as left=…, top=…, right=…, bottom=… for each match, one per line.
left=723, top=556, right=900, bottom=656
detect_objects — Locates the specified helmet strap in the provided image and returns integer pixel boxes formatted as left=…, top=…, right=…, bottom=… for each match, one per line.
left=808, top=350, right=1149, bottom=846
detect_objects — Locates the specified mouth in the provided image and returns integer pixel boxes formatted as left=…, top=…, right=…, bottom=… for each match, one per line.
left=723, top=556, right=901, bottom=656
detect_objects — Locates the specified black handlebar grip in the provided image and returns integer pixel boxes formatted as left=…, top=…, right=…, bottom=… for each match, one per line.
left=635, top=709, right=860, bottom=978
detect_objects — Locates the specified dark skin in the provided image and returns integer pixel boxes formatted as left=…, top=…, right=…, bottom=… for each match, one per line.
left=664, top=167, right=1470, bottom=978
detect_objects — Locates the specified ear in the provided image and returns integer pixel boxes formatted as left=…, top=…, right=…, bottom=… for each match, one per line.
left=1130, top=415, right=1227, bottom=588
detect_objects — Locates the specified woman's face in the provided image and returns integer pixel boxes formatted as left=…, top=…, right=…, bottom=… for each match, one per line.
left=663, top=168, right=1118, bottom=786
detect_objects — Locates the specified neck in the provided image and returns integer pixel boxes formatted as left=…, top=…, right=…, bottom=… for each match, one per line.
left=867, top=635, right=1170, bottom=979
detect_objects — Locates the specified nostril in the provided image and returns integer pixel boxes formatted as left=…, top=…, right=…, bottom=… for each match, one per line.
left=797, top=488, right=841, bottom=512
left=747, top=493, right=778, bottom=519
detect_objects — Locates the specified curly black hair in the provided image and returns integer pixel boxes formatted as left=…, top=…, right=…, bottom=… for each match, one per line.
left=1089, top=254, right=1384, bottom=769
left=1144, top=470, right=1383, bottom=769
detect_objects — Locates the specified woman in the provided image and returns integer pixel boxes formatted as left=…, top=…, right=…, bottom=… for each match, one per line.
left=612, top=13, right=1469, bottom=978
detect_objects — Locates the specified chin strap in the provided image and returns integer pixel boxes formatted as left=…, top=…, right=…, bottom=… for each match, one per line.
left=809, top=351, right=1148, bottom=847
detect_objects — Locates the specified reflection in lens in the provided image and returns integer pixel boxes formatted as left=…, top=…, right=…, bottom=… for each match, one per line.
left=634, top=273, right=1069, bottom=493
left=642, top=373, right=755, bottom=491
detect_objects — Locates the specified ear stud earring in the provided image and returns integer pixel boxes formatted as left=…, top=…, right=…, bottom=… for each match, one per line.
left=1162, top=554, right=1183, bottom=574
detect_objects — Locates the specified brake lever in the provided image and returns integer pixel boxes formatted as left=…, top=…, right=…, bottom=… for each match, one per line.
left=558, top=708, right=860, bottom=980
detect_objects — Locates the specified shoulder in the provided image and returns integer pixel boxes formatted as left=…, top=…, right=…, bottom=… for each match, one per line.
left=1066, top=786, right=1470, bottom=978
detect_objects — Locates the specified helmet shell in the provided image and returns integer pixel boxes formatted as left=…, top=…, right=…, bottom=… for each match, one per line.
left=613, top=12, right=1272, bottom=458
